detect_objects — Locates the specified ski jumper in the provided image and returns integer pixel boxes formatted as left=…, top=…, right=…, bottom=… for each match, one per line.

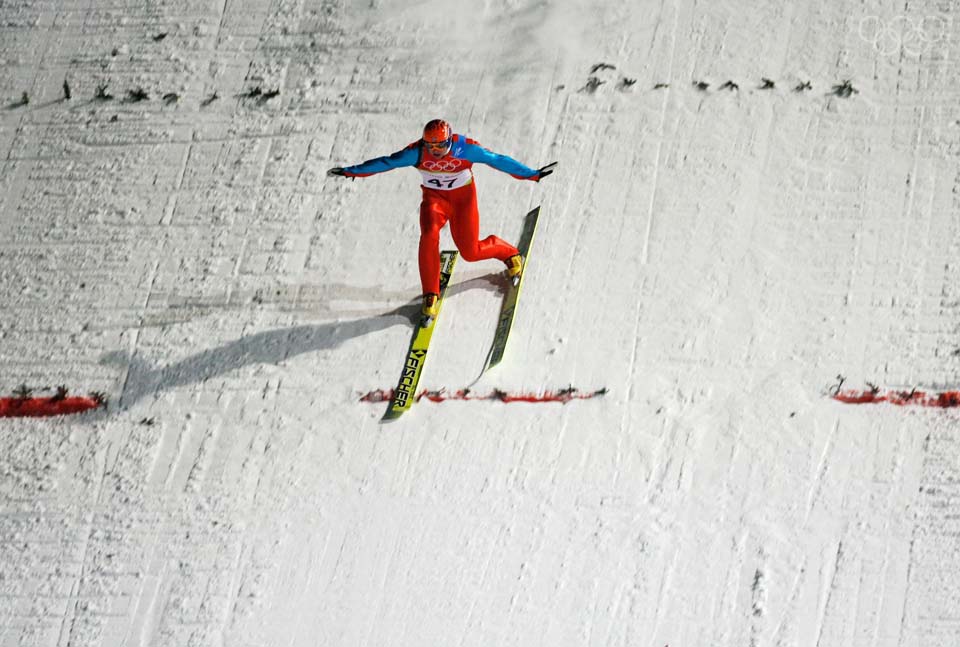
left=341, top=135, right=540, bottom=295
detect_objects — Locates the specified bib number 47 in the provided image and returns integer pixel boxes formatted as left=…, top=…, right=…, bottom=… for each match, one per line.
left=427, top=177, right=458, bottom=189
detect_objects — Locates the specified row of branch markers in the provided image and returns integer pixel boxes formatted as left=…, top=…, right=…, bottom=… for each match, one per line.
left=5, top=80, right=276, bottom=109
left=0, top=380, right=955, bottom=419
left=567, top=63, right=858, bottom=97
left=6, top=58, right=859, bottom=110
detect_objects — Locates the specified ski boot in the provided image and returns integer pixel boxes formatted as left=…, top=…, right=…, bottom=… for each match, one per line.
left=505, top=254, right=524, bottom=286
left=420, top=292, right=439, bottom=327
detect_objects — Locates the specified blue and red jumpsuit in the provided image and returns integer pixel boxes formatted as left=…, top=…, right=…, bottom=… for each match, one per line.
left=341, top=135, right=540, bottom=295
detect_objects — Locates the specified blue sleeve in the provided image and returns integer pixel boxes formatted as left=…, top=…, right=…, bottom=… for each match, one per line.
left=343, top=145, right=420, bottom=177
left=460, top=142, right=538, bottom=179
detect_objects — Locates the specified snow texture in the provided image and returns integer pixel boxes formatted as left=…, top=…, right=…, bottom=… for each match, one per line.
left=1, top=1, right=959, bottom=646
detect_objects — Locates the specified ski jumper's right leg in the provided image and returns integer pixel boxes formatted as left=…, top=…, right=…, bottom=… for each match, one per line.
left=447, top=183, right=519, bottom=263
left=418, top=188, right=450, bottom=295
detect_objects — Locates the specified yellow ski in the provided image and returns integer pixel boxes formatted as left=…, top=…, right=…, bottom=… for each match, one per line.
left=481, top=206, right=539, bottom=374
left=382, top=250, right=458, bottom=421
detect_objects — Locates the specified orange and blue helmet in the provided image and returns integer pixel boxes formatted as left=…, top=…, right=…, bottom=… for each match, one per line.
left=422, top=119, right=452, bottom=156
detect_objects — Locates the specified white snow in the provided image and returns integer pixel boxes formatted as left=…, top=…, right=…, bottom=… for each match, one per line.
left=2, top=1, right=959, bottom=646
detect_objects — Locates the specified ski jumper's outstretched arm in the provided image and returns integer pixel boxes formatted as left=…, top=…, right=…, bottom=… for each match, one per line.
left=329, top=144, right=420, bottom=178
left=458, top=139, right=556, bottom=181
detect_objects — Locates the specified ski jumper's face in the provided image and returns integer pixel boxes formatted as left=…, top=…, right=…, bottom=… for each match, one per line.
left=424, top=138, right=452, bottom=159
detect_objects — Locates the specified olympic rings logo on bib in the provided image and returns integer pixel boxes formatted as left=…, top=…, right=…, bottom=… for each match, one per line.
left=422, top=159, right=463, bottom=172
left=857, top=15, right=949, bottom=57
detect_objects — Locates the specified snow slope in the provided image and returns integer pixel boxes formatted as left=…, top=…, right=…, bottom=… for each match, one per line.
left=2, top=0, right=959, bottom=645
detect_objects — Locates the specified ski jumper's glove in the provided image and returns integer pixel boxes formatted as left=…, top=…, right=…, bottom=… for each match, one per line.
left=534, top=162, right=558, bottom=181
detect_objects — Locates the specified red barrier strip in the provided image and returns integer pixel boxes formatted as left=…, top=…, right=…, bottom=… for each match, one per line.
left=361, top=387, right=608, bottom=405
left=0, top=393, right=105, bottom=418
left=832, top=388, right=960, bottom=408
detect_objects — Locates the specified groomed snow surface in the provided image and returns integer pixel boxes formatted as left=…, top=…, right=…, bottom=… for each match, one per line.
left=2, top=1, right=959, bottom=645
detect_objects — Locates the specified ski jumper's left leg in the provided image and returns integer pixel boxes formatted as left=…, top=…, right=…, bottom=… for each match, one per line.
left=447, top=183, right=519, bottom=263
left=418, top=187, right=451, bottom=295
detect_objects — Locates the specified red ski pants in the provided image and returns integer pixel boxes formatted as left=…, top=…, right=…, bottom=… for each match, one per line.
left=418, top=183, right=518, bottom=295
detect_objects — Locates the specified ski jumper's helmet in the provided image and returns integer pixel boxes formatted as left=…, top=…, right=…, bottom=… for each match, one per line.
left=422, top=119, right=452, bottom=157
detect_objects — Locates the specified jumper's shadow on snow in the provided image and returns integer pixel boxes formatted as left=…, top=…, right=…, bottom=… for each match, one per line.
left=99, top=274, right=506, bottom=410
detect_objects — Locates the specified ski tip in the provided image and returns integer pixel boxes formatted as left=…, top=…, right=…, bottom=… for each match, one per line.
left=381, top=406, right=406, bottom=422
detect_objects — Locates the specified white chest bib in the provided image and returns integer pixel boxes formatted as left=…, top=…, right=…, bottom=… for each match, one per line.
left=418, top=168, right=473, bottom=190
left=417, top=157, right=473, bottom=190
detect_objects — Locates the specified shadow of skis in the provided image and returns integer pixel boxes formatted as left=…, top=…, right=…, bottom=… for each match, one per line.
left=100, top=274, right=506, bottom=410
left=102, top=304, right=417, bottom=409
